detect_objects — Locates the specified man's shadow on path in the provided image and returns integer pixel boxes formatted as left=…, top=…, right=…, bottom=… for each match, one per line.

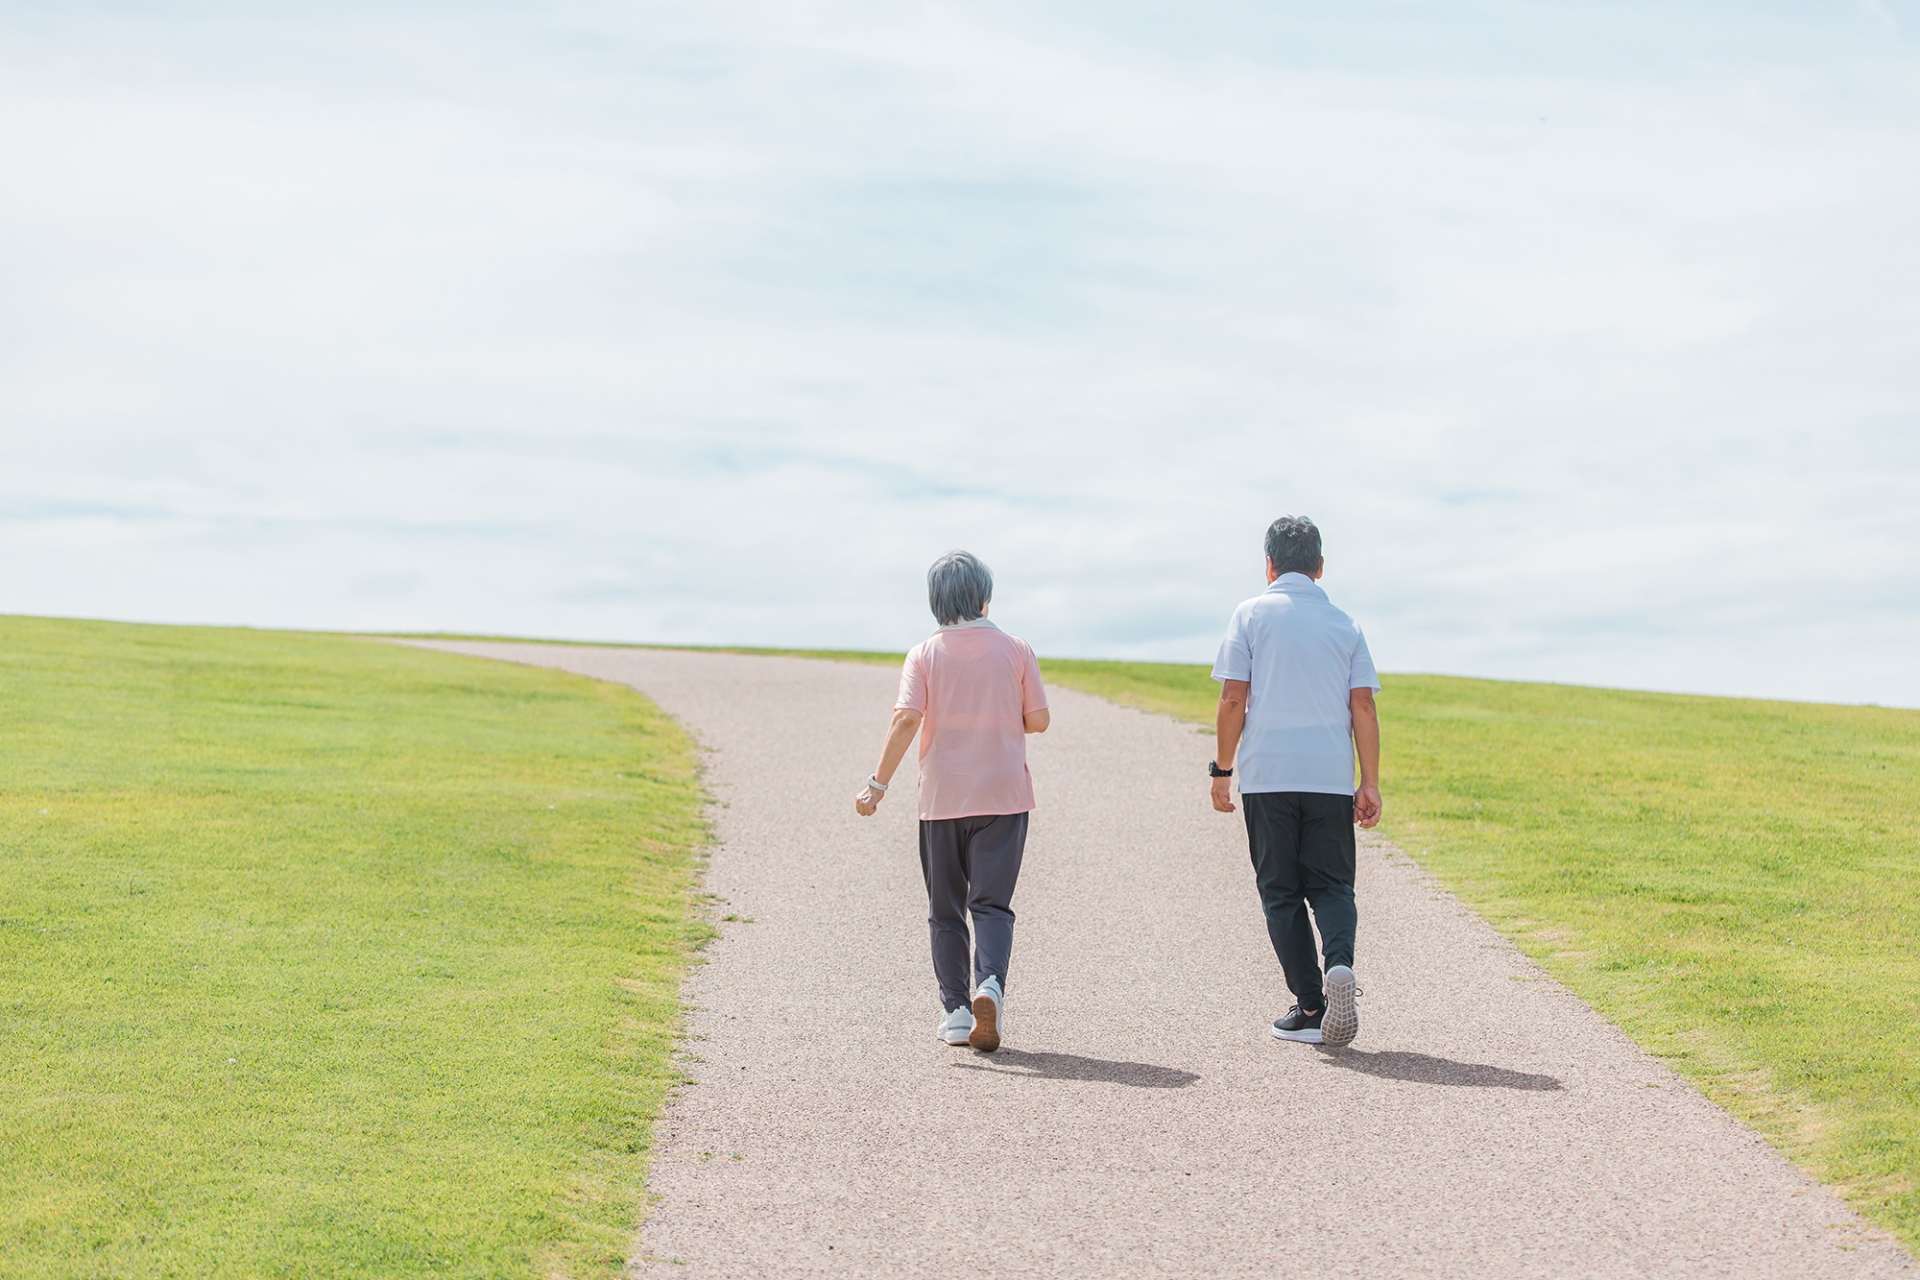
left=952, top=1048, right=1199, bottom=1089
left=1317, top=1048, right=1563, bottom=1091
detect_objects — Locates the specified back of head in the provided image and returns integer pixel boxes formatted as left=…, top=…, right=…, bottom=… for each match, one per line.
left=927, top=551, right=993, bottom=626
left=1264, top=516, right=1322, bottom=576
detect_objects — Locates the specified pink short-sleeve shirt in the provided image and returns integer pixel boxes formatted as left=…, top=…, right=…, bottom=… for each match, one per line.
left=895, top=619, right=1048, bottom=821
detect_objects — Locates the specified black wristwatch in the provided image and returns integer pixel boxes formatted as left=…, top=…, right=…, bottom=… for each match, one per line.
left=1208, top=760, right=1233, bottom=778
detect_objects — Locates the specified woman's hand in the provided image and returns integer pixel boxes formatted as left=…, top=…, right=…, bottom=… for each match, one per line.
left=857, top=709, right=922, bottom=818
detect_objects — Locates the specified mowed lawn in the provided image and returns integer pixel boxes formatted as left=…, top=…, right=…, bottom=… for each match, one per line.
left=0, top=619, right=707, bottom=1279
left=1041, top=660, right=1920, bottom=1252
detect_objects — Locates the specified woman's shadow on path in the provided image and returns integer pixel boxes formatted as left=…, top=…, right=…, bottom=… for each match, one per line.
left=952, top=1048, right=1200, bottom=1089
left=1317, top=1048, right=1563, bottom=1091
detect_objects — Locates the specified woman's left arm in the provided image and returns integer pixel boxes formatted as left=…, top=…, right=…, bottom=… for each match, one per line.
left=1023, top=708, right=1049, bottom=734
left=855, top=708, right=923, bottom=816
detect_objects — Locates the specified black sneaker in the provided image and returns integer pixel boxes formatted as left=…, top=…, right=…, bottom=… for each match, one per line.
left=1271, top=1004, right=1324, bottom=1044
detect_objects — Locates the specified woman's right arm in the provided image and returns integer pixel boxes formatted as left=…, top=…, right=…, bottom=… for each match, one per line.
left=1018, top=641, right=1049, bottom=734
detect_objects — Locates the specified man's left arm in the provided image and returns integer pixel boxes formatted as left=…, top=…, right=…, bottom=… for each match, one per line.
left=1209, top=608, right=1252, bottom=815
left=1212, top=680, right=1249, bottom=814
left=1350, top=687, right=1381, bottom=828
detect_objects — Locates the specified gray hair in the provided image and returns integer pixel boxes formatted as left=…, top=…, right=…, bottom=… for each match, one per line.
left=927, top=551, right=993, bottom=626
left=1264, top=516, right=1323, bottom=576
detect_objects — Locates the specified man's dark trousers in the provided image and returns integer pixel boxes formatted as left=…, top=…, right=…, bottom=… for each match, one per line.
left=918, top=812, right=1027, bottom=1013
left=1243, top=791, right=1356, bottom=1012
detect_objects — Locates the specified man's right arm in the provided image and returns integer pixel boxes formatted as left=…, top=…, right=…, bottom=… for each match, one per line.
left=1350, top=687, right=1381, bottom=828
left=1212, top=679, right=1249, bottom=814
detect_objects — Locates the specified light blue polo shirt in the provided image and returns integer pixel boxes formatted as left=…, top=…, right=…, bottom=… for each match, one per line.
left=1211, top=573, right=1380, bottom=796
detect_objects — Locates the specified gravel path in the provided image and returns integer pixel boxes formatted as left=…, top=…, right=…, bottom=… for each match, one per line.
left=409, top=642, right=1911, bottom=1279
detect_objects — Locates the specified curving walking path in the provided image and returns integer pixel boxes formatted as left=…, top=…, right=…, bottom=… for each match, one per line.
left=409, top=643, right=1911, bottom=1279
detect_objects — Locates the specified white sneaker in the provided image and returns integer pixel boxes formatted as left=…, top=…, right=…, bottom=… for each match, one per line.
left=1322, top=965, right=1360, bottom=1048
left=969, top=976, right=1003, bottom=1053
left=936, top=1007, right=975, bottom=1046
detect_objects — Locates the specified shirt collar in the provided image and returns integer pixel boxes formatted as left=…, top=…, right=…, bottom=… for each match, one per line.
left=1264, top=572, right=1327, bottom=599
left=937, top=616, right=1000, bottom=632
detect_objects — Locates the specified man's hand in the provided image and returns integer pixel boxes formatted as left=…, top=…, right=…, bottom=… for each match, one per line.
left=854, top=782, right=883, bottom=817
left=1210, top=775, right=1235, bottom=813
left=1353, top=783, right=1382, bottom=829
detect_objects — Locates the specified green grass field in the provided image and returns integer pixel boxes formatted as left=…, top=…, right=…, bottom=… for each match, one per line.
left=1040, top=659, right=1920, bottom=1251
left=0, top=618, right=708, bottom=1279
left=8, top=623, right=1916, bottom=1267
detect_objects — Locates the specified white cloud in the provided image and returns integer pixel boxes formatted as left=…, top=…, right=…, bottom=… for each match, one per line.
left=1, top=1, right=1916, bottom=703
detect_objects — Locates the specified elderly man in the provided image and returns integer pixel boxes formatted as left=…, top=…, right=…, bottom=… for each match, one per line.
left=1210, top=516, right=1381, bottom=1048
left=855, top=551, right=1049, bottom=1053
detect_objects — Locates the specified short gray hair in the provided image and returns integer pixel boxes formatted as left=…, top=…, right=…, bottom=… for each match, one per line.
left=927, top=551, right=993, bottom=626
left=1265, top=516, right=1323, bottom=576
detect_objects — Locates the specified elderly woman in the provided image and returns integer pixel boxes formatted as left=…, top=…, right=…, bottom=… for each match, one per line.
left=855, top=551, right=1049, bottom=1053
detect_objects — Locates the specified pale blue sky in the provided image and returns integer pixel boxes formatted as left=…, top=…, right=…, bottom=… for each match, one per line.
left=2, top=2, right=1917, bottom=703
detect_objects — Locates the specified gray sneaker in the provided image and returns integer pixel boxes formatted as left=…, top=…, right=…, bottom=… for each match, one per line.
left=969, top=975, right=1003, bottom=1053
left=1321, top=965, right=1360, bottom=1048
left=936, top=1006, right=975, bottom=1046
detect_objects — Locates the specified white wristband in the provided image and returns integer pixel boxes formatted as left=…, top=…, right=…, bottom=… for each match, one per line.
left=867, top=775, right=888, bottom=792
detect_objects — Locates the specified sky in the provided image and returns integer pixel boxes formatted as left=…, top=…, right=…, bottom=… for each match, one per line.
left=2, top=1, right=1917, bottom=704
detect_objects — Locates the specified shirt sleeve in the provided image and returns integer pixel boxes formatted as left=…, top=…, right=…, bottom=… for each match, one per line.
left=896, top=644, right=929, bottom=712
left=1349, top=627, right=1381, bottom=691
left=1211, top=604, right=1252, bottom=683
left=1018, top=639, right=1048, bottom=713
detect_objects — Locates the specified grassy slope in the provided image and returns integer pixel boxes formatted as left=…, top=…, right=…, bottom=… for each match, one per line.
left=0, top=619, right=707, bottom=1280
left=1039, top=659, right=1920, bottom=1250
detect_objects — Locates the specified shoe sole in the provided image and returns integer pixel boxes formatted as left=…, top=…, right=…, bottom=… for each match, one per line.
left=969, top=995, right=1000, bottom=1053
left=1322, top=966, right=1358, bottom=1048
left=1272, top=1026, right=1323, bottom=1043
